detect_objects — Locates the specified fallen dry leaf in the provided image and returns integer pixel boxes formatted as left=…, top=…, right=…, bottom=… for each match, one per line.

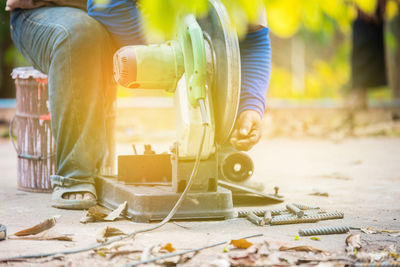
left=14, top=215, right=60, bottom=236
left=279, top=245, right=324, bottom=253
left=104, top=201, right=127, bottom=221
left=11, top=229, right=72, bottom=241
left=309, top=189, right=329, bottom=197
left=257, top=243, right=270, bottom=256
left=208, top=258, right=230, bottom=267
left=103, top=226, right=125, bottom=237
left=161, top=243, right=176, bottom=253
left=264, top=239, right=290, bottom=250
left=230, top=238, right=253, bottom=249
left=229, top=249, right=261, bottom=266
left=80, top=215, right=96, bottom=224
left=361, top=227, right=400, bottom=235
left=262, top=251, right=282, bottom=266
left=81, top=203, right=127, bottom=223
left=97, top=226, right=125, bottom=243
left=389, top=252, right=400, bottom=260
left=88, top=206, right=110, bottom=220
left=81, top=206, right=110, bottom=223
left=345, top=234, right=361, bottom=253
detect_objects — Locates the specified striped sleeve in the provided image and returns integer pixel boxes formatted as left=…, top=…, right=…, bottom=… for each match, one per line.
left=238, top=27, right=271, bottom=118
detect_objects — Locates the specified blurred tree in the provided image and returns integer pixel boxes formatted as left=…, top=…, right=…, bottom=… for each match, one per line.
left=392, top=1, right=400, bottom=98
left=0, top=1, right=15, bottom=98
left=135, top=0, right=378, bottom=38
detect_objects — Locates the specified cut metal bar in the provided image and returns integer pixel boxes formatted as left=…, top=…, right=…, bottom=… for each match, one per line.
left=270, top=217, right=319, bottom=225
left=246, top=212, right=265, bottom=226
left=263, top=211, right=272, bottom=224
left=218, top=180, right=284, bottom=202
left=293, top=203, right=320, bottom=210
left=237, top=208, right=288, bottom=218
left=299, top=226, right=350, bottom=236
left=273, top=211, right=344, bottom=222
left=287, top=203, right=304, bottom=218
left=306, top=212, right=344, bottom=221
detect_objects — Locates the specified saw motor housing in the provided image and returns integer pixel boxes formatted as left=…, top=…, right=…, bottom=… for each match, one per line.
left=114, top=14, right=215, bottom=162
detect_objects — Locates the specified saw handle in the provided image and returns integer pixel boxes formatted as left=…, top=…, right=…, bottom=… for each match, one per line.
left=183, top=15, right=207, bottom=106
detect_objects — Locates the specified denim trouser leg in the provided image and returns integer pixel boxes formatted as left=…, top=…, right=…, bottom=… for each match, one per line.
left=10, top=7, right=116, bottom=181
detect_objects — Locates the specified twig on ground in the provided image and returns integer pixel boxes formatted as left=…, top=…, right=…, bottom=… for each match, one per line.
left=124, top=233, right=263, bottom=267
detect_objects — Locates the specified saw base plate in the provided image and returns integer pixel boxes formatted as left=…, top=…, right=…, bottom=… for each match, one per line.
left=95, top=176, right=235, bottom=223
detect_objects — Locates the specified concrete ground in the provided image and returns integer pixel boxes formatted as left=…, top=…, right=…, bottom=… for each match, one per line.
left=0, top=137, right=399, bottom=266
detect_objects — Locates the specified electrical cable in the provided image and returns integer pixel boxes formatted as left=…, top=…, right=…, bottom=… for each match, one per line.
left=0, top=99, right=210, bottom=262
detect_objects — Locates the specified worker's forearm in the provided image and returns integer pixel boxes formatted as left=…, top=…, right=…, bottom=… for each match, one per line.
left=239, top=27, right=271, bottom=118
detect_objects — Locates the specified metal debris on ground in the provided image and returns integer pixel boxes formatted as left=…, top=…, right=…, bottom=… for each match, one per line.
left=287, top=203, right=304, bottom=218
left=263, top=211, right=272, bottom=224
left=246, top=212, right=265, bottom=226
left=293, top=203, right=320, bottom=210
left=271, top=211, right=344, bottom=222
left=238, top=203, right=344, bottom=226
left=311, top=211, right=344, bottom=220
left=299, top=226, right=350, bottom=236
left=270, top=216, right=320, bottom=225
left=237, top=208, right=287, bottom=218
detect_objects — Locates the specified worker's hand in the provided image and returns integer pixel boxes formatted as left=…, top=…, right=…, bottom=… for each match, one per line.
left=230, top=110, right=262, bottom=151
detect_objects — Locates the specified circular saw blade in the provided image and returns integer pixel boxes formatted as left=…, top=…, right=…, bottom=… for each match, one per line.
left=197, top=0, right=241, bottom=145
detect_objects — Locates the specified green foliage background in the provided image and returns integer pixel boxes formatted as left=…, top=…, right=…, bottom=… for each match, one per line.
left=1, top=0, right=399, bottom=100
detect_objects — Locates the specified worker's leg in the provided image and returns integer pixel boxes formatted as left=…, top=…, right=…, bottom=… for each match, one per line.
left=10, top=7, right=116, bottom=207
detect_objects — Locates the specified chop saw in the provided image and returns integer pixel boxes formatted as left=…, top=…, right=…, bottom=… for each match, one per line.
left=95, top=0, right=282, bottom=223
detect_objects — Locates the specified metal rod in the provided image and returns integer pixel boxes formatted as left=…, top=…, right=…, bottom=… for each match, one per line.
left=307, top=212, right=344, bottom=221
left=263, top=211, right=272, bottom=225
left=237, top=209, right=288, bottom=218
left=287, top=203, right=304, bottom=218
left=246, top=212, right=265, bottom=226
left=293, top=203, right=320, bottom=210
left=299, top=226, right=350, bottom=236
left=273, top=211, right=344, bottom=222
left=271, top=217, right=319, bottom=225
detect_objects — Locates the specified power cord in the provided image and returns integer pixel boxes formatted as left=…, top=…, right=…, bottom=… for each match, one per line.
left=1, top=99, right=209, bottom=262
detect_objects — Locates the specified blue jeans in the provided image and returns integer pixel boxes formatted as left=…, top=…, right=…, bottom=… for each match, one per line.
left=10, top=7, right=117, bottom=182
